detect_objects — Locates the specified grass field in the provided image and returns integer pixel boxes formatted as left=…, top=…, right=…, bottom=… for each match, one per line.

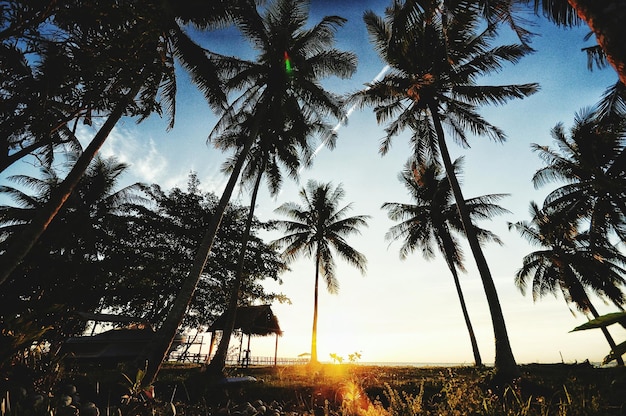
left=149, top=362, right=626, bottom=415
left=5, top=362, right=626, bottom=416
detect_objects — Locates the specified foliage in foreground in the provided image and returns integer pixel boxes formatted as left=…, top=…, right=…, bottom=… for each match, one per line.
left=237, top=364, right=623, bottom=416
left=572, top=312, right=626, bottom=365
left=4, top=363, right=622, bottom=416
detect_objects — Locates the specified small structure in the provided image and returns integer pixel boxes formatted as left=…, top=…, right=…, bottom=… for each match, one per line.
left=207, top=305, right=282, bottom=366
left=59, top=312, right=184, bottom=364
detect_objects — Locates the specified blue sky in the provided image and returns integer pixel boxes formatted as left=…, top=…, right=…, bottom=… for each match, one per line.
left=3, top=0, right=623, bottom=364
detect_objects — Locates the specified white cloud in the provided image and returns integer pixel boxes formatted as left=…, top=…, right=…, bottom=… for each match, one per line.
left=76, top=121, right=170, bottom=185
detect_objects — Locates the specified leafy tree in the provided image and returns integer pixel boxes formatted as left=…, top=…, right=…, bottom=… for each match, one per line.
left=145, top=0, right=356, bottom=381
left=0, top=152, right=144, bottom=369
left=0, top=164, right=284, bottom=371
left=508, top=202, right=626, bottom=365
left=382, top=159, right=510, bottom=366
left=350, top=0, right=538, bottom=378
left=271, top=180, right=369, bottom=364
left=101, top=174, right=286, bottom=331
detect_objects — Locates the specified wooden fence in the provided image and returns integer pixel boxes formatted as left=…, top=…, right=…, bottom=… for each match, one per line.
left=167, top=351, right=308, bottom=366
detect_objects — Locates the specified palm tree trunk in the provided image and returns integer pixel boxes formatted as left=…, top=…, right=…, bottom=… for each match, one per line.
left=430, top=105, right=519, bottom=379
left=440, top=233, right=483, bottom=366
left=207, top=164, right=265, bottom=375
left=311, top=251, right=321, bottom=364
left=568, top=0, right=626, bottom=85
left=141, top=133, right=256, bottom=385
left=450, top=264, right=483, bottom=367
left=579, top=286, right=625, bottom=366
left=0, top=87, right=137, bottom=286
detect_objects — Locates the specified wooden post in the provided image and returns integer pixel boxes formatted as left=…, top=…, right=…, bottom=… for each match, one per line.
left=197, top=335, right=203, bottom=364
left=206, top=332, right=216, bottom=364
left=237, top=332, right=243, bottom=365
left=245, top=334, right=251, bottom=367
left=274, top=333, right=278, bottom=366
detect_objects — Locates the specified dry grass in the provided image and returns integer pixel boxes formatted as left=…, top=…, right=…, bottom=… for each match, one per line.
left=192, top=363, right=626, bottom=415
left=3, top=363, right=626, bottom=416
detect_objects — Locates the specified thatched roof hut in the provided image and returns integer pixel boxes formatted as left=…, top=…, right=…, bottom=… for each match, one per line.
left=207, top=305, right=282, bottom=365
left=208, top=304, right=282, bottom=336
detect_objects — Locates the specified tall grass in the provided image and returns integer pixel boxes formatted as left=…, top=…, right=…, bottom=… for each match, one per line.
left=2, top=363, right=622, bottom=416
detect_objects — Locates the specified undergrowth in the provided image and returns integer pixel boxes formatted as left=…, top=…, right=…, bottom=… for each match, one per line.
left=1, top=363, right=624, bottom=416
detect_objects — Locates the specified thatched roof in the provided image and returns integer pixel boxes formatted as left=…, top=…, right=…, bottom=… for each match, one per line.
left=209, top=305, right=282, bottom=336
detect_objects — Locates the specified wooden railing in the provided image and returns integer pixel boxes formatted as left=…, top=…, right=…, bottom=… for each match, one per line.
left=167, top=351, right=308, bottom=366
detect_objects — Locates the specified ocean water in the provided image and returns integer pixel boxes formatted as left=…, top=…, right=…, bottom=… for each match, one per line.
left=356, top=362, right=488, bottom=367
left=358, top=361, right=609, bottom=368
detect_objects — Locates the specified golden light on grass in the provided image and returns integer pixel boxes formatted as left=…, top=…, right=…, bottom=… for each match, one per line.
left=339, top=380, right=372, bottom=414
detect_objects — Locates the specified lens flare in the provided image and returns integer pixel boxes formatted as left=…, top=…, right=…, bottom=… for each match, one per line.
left=284, top=51, right=293, bottom=75
left=299, top=65, right=391, bottom=173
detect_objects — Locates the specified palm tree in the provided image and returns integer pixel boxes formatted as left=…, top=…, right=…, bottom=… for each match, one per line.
left=0, top=0, right=231, bottom=286
left=350, top=0, right=538, bottom=378
left=145, top=0, right=356, bottom=381
left=508, top=202, right=626, bottom=365
left=271, top=180, right=369, bottom=364
left=525, top=0, right=626, bottom=85
left=531, top=107, right=626, bottom=246
left=382, top=158, right=510, bottom=366
left=0, top=151, right=145, bottom=369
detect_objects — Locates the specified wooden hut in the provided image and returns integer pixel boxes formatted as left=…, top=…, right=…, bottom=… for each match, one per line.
left=207, top=305, right=282, bottom=366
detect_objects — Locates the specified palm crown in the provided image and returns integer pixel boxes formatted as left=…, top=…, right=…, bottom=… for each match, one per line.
left=532, top=107, right=626, bottom=244
left=352, top=1, right=538, bottom=163
left=509, top=202, right=626, bottom=311
left=272, top=180, right=369, bottom=294
left=383, top=158, right=508, bottom=266
left=210, top=0, right=357, bottom=194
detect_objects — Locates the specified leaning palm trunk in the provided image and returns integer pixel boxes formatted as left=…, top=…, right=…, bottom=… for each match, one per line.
left=311, top=250, right=321, bottom=364
left=0, top=87, right=138, bottom=286
left=568, top=0, right=626, bottom=85
left=142, top=134, right=256, bottom=385
left=430, top=107, right=519, bottom=379
left=576, top=281, right=625, bottom=366
left=440, top=233, right=483, bottom=366
left=207, top=165, right=265, bottom=375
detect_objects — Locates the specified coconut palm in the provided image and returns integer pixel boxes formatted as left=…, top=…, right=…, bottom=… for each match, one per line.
left=0, top=0, right=231, bottom=286
left=145, top=0, right=356, bottom=380
left=531, top=107, right=626, bottom=246
left=508, top=202, right=626, bottom=365
left=350, top=0, right=538, bottom=378
left=271, top=181, right=369, bottom=364
left=524, top=0, right=626, bottom=85
left=382, top=158, right=510, bottom=366
left=0, top=151, right=145, bottom=368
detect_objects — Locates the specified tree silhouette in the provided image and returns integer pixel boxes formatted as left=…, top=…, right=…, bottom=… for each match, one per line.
left=351, top=0, right=538, bottom=378
left=383, top=159, right=510, bottom=366
left=271, top=180, right=369, bottom=363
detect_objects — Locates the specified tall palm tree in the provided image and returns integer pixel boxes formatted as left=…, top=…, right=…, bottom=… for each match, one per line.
left=145, top=0, right=356, bottom=381
left=508, top=202, right=626, bottom=365
left=350, top=0, right=538, bottom=378
left=271, top=181, right=369, bottom=364
left=382, top=158, right=510, bottom=366
left=531, top=107, right=626, bottom=246
left=0, top=0, right=230, bottom=286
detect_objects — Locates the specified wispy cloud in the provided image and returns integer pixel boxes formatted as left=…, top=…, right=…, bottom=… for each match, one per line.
left=76, top=122, right=168, bottom=185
